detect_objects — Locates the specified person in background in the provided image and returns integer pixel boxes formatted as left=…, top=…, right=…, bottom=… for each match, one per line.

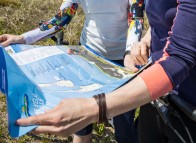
left=15, top=0, right=196, bottom=142
left=0, top=0, right=145, bottom=142
left=124, top=0, right=196, bottom=142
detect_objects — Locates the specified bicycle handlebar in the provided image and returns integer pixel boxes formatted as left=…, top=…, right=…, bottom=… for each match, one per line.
left=169, top=95, right=196, bottom=122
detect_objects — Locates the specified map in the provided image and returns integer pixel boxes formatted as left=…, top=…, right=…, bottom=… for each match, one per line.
left=0, top=44, right=151, bottom=138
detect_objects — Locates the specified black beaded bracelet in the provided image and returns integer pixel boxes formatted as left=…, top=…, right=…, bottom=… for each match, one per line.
left=93, top=93, right=107, bottom=123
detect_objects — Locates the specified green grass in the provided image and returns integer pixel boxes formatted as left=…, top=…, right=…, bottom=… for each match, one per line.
left=0, top=0, right=20, bottom=7
left=0, top=0, right=84, bottom=45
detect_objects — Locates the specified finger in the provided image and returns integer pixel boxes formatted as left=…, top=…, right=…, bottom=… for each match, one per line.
left=135, top=55, right=145, bottom=65
left=67, top=49, right=73, bottom=54
left=124, top=56, right=138, bottom=73
left=127, top=64, right=139, bottom=73
left=1, top=39, right=12, bottom=47
left=148, top=48, right=151, bottom=57
left=32, top=125, right=72, bottom=137
left=135, top=46, right=146, bottom=65
left=0, top=35, right=7, bottom=43
left=16, top=112, right=55, bottom=126
left=140, top=43, right=149, bottom=63
left=32, top=125, right=59, bottom=135
left=132, top=44, right=145, bottom=65
left=133, top=56, right=142, bottom=65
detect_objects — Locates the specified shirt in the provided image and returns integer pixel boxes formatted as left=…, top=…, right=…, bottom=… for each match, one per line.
left=22, top=0, right=144, bottom=60
left=139, top=0, right=196, bottom=106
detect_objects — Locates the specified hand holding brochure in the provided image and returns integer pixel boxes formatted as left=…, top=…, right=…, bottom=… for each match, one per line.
left=0, top=44, right=151, bottom=138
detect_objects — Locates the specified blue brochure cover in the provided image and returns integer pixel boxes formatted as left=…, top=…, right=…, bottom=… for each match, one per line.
left=0, top=44, right=150, bottom=138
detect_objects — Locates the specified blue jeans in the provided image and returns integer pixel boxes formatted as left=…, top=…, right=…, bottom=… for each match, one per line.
left=75, top=60, right=138, bottom=143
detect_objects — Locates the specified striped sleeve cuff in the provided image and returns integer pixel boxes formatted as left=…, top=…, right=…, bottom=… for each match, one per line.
left=139, top=64, right=173, bottom=100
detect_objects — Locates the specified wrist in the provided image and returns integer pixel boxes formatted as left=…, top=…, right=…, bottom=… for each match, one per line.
left=93, top=93, right=107, bottom=123
left=18, top=35, right=26, bottom=44
left=88, top=97, right=99, bottom=123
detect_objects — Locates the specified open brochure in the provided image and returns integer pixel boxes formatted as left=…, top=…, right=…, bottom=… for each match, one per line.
left=0, top=44, right=151, bottom=138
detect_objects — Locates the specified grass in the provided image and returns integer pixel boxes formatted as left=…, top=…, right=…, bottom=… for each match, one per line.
left=0, top=0, right=84, bottom=45
left=0, top=0, right=20, bottom=7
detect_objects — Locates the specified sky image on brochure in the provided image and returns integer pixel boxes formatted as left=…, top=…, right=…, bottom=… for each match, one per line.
left=0, top=44, right=150, bottom=138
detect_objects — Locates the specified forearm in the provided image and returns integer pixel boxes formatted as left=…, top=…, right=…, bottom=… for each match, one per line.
left=22, top=28, right=55, bottom=44
left=138, top=0, right=196, bottom=100
left=104, top=76, right=151, bottom=119
left=23, top=2, right=78, bottom=44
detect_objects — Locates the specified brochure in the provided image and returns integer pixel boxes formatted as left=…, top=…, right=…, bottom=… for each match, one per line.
left=0, top=44, right=150, bottom=138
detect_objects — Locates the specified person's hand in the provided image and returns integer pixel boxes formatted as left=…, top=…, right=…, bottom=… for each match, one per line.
left=0, top=34, right=25, bottom=47
left=124, top=40, right=150, bottom=72
left=16, top=98, right=98, bottom=137
left=124, top=53, right=139, bottom=73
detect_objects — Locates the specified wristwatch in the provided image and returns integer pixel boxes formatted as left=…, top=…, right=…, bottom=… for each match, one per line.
left=124, top=50, right=131, bottom=58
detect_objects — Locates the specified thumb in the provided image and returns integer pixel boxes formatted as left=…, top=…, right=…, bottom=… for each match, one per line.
left=1, top=39, right=12, bottom=47
left=124, top=55, right=139, bottom=73
left=126, top=64, right=139, bottom=73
